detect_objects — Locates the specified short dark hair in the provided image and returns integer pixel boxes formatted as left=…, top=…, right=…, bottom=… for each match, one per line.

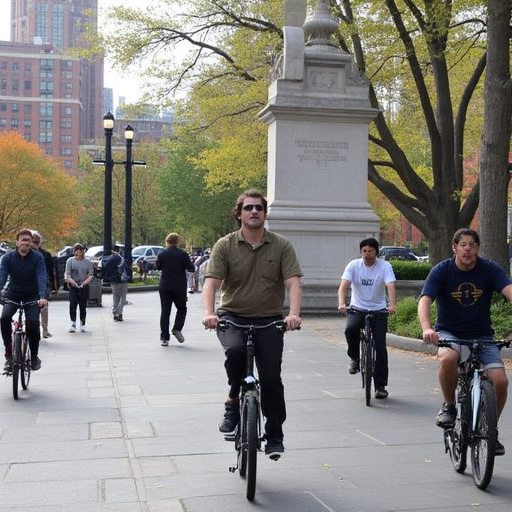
left=113, top=244, right=122, bottom=253
left=73, top=243, right=85, bottom=252
left=16, top=229, right=33, bottom=240
left=452, top=228, right=480, bottom=245
left=233, top=189, right=267, bottom=224
left=360, top=237, right=379, bottom=251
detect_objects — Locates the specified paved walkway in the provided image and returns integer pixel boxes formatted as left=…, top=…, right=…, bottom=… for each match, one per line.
left=1, top=291, right=511, bottom=511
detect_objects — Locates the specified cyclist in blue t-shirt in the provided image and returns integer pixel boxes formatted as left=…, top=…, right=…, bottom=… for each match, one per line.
left=418, top=228, right=512, bottom=455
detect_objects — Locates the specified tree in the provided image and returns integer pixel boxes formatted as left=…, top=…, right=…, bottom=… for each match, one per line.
left=0, top=132, right=79, bottom=245
left=97, top=1, right=512, bottom=264
left=478, top=0, right=512, bottom=270
left=158, top=133, right=239, bottom=246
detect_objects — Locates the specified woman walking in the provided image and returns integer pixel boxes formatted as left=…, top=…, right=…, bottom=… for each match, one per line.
left=65, top=243, right=94, bottom=332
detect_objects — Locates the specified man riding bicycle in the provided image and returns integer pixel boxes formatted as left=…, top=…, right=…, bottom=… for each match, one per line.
left=0, top=229, right=48, bottom=373
left=418, top=228, right=512, bottom=455
left=202, top=189, right=302, bottom=460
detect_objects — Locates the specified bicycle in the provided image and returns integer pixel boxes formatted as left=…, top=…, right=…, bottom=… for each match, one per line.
left=348, top=307, right=389, bottom=406
left=1, top=298, right=40, bottom=400
left=217, top=318, right=287, bottom=501
left=438, top=338, right=511, bottom=489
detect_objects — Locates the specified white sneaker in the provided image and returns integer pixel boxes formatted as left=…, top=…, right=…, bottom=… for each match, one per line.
left=80, top=323, right=86, bottom=332
left=69, top=323, right=76, bottom=333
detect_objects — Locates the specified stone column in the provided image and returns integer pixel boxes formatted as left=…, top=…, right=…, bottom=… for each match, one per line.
left=258, top=0, right=379, bottom=313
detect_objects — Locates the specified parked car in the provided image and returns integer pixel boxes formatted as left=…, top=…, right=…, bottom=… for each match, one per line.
left=85, top=245, right=104, bottom=265
left=57, top=246, right=74, bottom=258
left=378, top=246, right=420, bottom=261
left=131, top=245, right=164, bottom=271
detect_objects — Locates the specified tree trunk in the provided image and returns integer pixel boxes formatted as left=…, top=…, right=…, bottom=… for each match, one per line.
left=478, top=0, right=512, bottom=272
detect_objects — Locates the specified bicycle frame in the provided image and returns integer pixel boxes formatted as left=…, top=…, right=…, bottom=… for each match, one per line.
left=218, top=318, right=286, bottom=501
left=439, top=338, right=510, bottom=489
left=348, top=307, right=388, bottom=406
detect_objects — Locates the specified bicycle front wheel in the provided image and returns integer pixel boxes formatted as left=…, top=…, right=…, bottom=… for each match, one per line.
left=448, top=392, right=469, bottom=473
left=245, top=395, right=259, bottom=501
left=471, top=379, right=497, bottom=489
left=12, top=332, right=22, bottom=400
left=364, top=339, right=373, bottom=406
left=238, top=399, right=248, bottom=478
left=20, top=333, right=31, bottom=390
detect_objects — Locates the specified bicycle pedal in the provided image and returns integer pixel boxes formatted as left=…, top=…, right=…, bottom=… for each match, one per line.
left=223, top=432, right=237, bottom=442
left=229, top=466, right=237, bottom=473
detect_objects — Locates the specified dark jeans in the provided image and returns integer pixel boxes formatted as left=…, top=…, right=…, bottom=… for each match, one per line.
left=217, top=315, right=286, bottom=440
left=68, top=286, right=88, bottom=324
left=1, top=297, right=41, bottom=358
left=159, top=288, right=188, bottom=340
left=345, top=309, right=389, bottom=389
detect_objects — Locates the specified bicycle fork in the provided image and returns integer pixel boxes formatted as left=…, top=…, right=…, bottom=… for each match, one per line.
left=471, top=370, right=481, bottom=432
left=229, top=387, right=262, bottom=473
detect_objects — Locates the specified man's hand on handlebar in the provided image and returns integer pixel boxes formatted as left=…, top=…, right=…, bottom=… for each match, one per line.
left=422, top=328, right=439, bottom=345
left=203, top=314, right=219, bottom=330
left=284, top=314, right=301, bottom=331
left=37, top=298, right=48, bottom=308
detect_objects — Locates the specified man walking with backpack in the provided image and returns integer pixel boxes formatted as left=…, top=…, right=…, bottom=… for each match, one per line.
left=103, top=245, right=128, bottom=321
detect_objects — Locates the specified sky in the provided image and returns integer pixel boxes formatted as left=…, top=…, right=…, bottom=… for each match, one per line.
left=0, top=0, right=144, bottom=107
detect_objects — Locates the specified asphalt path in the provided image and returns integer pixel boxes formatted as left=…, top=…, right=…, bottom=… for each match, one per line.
left=0, top=290, right=511, bottom=511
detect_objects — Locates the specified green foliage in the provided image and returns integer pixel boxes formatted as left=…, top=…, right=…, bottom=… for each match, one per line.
left=387, top=297, right=432, bottom=339
left=490, top=295, right=512, bottom=339
left=158, top=134, right=240, bottom=247
left=387, top=293, right=512, bottom=340
left=390, top=261, right=432, bottom=280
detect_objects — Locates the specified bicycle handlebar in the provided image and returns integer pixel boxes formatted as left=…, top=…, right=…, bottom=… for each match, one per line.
left=438, top=339, right=511, bottom=350
left=347, top=307, right=389, bottom=316
left=0, top=298, right=40, bottom=308
left=218, top=318, right=287, bottom=332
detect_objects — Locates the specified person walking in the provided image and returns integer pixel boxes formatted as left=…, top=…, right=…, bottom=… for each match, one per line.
left=64, top=243, right=94, bottom=332
left=31, top=230, right=57, bottom=338
left=102, top=244, right=128, bottom=321
left=202, top=189, right=302, bottom=460
left=418, top=228, right=511, bottom=455
left=338, top=237, right=397, bottom=399
left=0, top=229, right=48, bottom=372
left=156, top=232, right=196, bottom=345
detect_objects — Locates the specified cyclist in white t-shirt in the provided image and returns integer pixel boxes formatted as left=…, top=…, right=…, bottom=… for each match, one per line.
left=338, top=238, right=397, bottom=399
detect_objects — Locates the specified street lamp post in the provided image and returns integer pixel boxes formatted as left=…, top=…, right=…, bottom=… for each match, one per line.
left=124, top=125, right=134, bottom=282
left=102, top=111, right=115, bottom=259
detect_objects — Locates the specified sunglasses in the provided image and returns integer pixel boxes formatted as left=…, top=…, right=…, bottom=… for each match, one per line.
left=242, top=204, right=264, bottom=212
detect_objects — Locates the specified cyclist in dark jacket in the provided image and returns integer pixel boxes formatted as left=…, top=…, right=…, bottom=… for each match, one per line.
left=0, top=229, right=48, bottom=373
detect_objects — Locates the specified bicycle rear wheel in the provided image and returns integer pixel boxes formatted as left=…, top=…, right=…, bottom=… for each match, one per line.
left=12, top=332, right=22, bottom=400
left=20, top=333, right=31, bottom=390
left=471, top=379, right=497, bottom=489
left=245, top=395, right=259, bottom=501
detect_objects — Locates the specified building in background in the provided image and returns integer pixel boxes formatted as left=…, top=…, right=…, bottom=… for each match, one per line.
left=0, top=0, right=103, bottom=174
